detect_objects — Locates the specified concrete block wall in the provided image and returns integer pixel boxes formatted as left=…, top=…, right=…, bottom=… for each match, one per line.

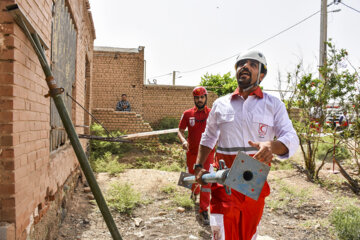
left=0, top=0, right=95, bottom=239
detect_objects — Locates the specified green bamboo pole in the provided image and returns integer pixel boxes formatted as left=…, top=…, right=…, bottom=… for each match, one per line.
left=9, top=7, right=122, bottom=240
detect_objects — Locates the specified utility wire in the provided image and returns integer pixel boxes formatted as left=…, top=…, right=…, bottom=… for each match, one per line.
left=147, top=72, right=172, bottom=79
left=341, top=2, right=360, bottom=14
left=247, top=10, right=321, bottom=50
left=149, top=3, right=334, bottom=78
left=180, top=7, right=327, bottom=75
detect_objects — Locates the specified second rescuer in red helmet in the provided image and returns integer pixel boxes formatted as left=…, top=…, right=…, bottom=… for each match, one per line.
left=178, top=86, right=214, bottom=225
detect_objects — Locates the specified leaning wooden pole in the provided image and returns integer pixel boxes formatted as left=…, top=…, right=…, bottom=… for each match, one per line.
left=6, top=4, right=123, bottom=240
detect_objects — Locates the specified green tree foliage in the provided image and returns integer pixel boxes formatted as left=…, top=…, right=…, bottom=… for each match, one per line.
left=284, top=42, right=358, bottom=181
left=200, top=72, right=237, bottom=96
left=344, top=59, right=360, bottom=174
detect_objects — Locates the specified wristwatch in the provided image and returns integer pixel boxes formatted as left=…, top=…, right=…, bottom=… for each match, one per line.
left=193, top=163, right=203, bottom=170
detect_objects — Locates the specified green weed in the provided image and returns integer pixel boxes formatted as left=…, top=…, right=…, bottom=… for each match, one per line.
left=106, top=183, right=142, bottom=215
left=133, top=143, right=186, bottom=172
left=134, top=156, right=154, bottom=169
left=266, top=197, right=288, bottom=210
left=271, top=158, right=294, bottom=171
left=267, top=179, right=312, bottom=210
left=333, top=196, right=359, bottom=208
left=158, top=184, right=194, bottom=210
left=316, top=178, right=345, bottom=192
left=300, top=218, right=330, bottom=229
left=172, top=193, right=195, bottom=210
left=159, top=204, right=175, bottom=211
left=330, top=205, right=360, bottom=240
left=279, top=181, right=312, bottom=207
left=90, top=152, right=128, bottom=175
left=155, top=162, right=184, bottom=172
left=160, top=184, right=177, bottom=194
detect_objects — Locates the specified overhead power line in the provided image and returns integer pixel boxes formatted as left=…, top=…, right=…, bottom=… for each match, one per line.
left=341, top=2, right=360, bottom=14
left=180, top=7, right=329, bottom=75
left=149, top=3, right=334, bottom=79
left=148, top=72, right=172, bottom=79
left=247, top=10, right=321, bottom=52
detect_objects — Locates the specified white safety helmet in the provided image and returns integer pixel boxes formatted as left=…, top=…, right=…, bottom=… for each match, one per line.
left=234, top=50, right=267, bottom=76
left=234, top=50, right=267, bottom=91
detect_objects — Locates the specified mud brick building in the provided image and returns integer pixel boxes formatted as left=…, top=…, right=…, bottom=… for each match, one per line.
left=0, top=0, right=95, bottom=239
left=92, top=47, right=218, bottom=130
left=91, top=109, right=153, bottom=134
left=142, top=85, right=218, bottom=126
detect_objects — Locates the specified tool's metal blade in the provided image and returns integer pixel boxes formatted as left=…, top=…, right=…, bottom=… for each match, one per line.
left=177, top=172, right=193, bottom=189
left=224, top=152, right=270, bottom=201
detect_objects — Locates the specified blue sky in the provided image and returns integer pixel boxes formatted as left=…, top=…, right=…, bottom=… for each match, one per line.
left=90, top=0, right=360, bottom=96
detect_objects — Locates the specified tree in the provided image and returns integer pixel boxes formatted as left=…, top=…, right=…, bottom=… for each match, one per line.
left=200, top=72, right=237, bottom=96
left=343, top=68, right=360, bottom=175
left=283, top=42, right=358, bottom=183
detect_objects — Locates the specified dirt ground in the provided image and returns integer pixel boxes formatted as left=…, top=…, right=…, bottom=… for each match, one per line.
left=54, top=143, right=360, bottom=240
left=55, top=162, right=359, bottom=240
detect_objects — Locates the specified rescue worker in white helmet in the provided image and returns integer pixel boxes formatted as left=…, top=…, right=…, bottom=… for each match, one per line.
left=235, top=50, right=267, bottom=92
left=194, top=50, right=299, bottom=240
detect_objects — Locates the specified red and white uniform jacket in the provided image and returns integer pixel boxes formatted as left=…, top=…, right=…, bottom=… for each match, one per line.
left=201, top=88, right=299, bottom=158
left=200, top=87, right=299, bottom=240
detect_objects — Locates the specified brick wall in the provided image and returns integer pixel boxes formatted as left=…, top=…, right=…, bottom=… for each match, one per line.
left=92, top=46, right=145, bottom=113
left=92, top=49, right=218, bottom=130
left=143, top=85, right=218, bottom=126
left=91, top=108, right=158, bottom=142
left=92, top=108, right=153, bottom=134
left=0, top=0, right=95, bottom=239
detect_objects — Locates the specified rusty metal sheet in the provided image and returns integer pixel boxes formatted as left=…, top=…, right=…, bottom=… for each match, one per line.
left=50, top=0, right=77, bottom=151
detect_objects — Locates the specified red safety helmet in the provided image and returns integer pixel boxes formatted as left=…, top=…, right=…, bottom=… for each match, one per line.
left=192, top=86, right=208, bottom=96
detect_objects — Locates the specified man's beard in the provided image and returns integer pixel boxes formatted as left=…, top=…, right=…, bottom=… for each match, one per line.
left=236, top=69, right=253, bottom=89
left=195, top=99, right=207, bottom=109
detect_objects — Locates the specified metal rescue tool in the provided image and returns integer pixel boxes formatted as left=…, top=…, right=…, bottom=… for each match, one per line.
left=178, top=151, right=270, bottom=200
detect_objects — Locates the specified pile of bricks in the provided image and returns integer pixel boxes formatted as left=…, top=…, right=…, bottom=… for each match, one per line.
left=91, top=108, right=158, bottom=142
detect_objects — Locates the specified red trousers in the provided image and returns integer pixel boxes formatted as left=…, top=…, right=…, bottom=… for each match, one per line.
left=210, top=153, right=270, bottom=240
left=187, top=151, right=214, bottom=213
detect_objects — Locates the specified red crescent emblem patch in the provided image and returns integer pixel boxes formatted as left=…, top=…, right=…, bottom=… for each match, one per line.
left=258, top=123, right=268, bottom=138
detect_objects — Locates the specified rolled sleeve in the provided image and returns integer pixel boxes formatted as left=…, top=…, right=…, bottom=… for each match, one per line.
left=200, top=103, right=220, bottom=149
left=274, top=102, right=299, bottom=159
